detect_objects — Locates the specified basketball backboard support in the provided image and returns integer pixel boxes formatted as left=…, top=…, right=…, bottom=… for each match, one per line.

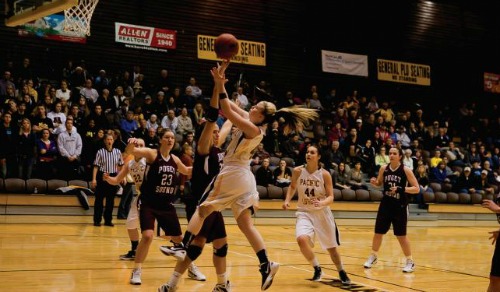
left=5, top=0, right=78, bottom=27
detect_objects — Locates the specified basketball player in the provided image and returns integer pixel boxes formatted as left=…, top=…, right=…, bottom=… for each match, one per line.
left=158, top=83, right=233, bottom=292
left=178, top=61, right=318, bottom=291
left=283, top=145, right=351, bottom=285
left=106, top=137, right=206, bottom=283
left=364, top=146, right=419, bottom=273
left=104, top=138, right=147, bottom=261
left=481, top=198, right=500, bottom=292
left=123, top=129, right=193, bottom=285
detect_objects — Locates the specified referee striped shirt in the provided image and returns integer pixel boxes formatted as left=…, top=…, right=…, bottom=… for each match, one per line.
left=93, top=148, right=124, bottom=173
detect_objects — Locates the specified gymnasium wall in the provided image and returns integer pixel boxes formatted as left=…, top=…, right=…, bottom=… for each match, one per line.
left=0, top=0, right=499, bottom=105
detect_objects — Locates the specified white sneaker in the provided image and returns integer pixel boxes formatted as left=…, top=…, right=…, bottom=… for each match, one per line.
left=158, top=283, right=177, bottom=292
left=188, top=263, right=207, bottom=281
left=260, top=261, right=280, bottom=290
left=403, top=259, right=415, bottom=273
left=363, top=254, right=377, bottom=268
left=213, top=280, right=231, bottom=292
left=159, top=245, right=186, bottom=261
left=130, top=268, right=141, bottom=285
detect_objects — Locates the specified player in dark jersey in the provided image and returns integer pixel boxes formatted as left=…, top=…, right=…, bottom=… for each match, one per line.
left=158, top=74, right=233, bottom=292
left=124, top=128, right=192, bottom=285
left=364, top=146, right=419, bottom=273
left=482, top=198, right=500, bottom=292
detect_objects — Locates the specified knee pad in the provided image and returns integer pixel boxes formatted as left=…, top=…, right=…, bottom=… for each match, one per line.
left=213, top=244, right=228, bottom=257
left=186, top=244, right=203, bottom=261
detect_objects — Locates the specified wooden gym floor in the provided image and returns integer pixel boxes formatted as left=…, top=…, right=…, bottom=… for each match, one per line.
left=0, top=213, right=497, bottom=292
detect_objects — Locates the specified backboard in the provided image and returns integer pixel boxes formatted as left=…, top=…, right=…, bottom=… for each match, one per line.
left=5, top=0, right=78, bottom=27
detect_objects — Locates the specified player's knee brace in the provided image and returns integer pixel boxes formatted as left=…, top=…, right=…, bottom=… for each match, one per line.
left=186, top=244, right=203, bottom=261
left=213, top=244, right=228, bottom=257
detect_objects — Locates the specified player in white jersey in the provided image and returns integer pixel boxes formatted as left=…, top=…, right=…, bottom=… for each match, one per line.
left=283, top=145, right=351, bottom=285
left=178, top=61, right=318, bottom=291
left=104, top=138, right=146, bottom=261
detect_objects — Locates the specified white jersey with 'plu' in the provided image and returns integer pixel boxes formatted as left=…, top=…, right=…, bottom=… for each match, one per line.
left=296, top=166, right=327, bottom=212
left=128, top=157, right=147, bottom=194
left=223, top=128, right=263, bottom=166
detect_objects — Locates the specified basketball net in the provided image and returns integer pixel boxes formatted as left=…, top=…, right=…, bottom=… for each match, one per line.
left=62, top=0, right=99, bottom=36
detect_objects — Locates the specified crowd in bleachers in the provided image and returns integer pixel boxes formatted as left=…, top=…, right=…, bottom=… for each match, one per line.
left=0, top=58, right=499, bottom=205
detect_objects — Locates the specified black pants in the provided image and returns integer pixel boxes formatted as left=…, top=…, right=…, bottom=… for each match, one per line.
left=93, top=172, right=118, bottom=225
left=117, top=182, right=134, bottom=219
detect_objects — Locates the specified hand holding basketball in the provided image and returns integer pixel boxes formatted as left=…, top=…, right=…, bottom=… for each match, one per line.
left=214, top=33, right=239, bottom=59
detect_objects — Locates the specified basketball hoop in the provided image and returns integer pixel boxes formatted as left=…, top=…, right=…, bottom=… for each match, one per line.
left=62, top=0, right=99, bottom=36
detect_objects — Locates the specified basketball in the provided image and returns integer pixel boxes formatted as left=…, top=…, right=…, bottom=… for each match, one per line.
left=214, top=33, right=239, bottom=59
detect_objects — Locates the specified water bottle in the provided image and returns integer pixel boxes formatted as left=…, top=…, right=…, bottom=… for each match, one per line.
left=34, top=187, right=38, bottom=194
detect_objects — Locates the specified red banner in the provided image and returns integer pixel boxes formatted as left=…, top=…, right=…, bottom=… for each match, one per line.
left=115, top=22, right=176, bottom=52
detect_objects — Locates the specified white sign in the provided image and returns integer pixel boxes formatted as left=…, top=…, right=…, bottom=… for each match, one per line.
left=321, top=50, right=368, bottom=77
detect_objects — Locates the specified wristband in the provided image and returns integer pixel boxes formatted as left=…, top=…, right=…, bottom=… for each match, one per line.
left=397, top=186, right=405, bottom=195
left=219, top=93, right=228, bottom=100
left=206, top=106, right=219, bottom=122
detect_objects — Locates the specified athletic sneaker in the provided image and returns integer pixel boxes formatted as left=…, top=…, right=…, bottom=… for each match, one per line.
left=260, top=261, right=280, bottom=291
left=363, top=254, right=377, bottom=268
left=130, top=268, right=141, bottom=285
left=212, top=280, right=231, bottom=292
left=158, top=283, right=177, bottom=292
left=402, top=259, right=415, bottom=273
left=312, top=266, right=322, bottom=281
left=119, top=250, right=135, bottom=261
left=159, top=245, right=186, bottom=261
left=338, top=270, right=351, bottom=285
left=188, top=263, right=206, bottom=281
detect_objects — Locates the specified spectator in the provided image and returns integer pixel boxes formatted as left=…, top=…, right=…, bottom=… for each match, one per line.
left=120, top=110, right=139, bottom=140
left=445, top=141, right=466, bottom=167
left=255, top=158, right=274, bottom=187
left=55, top=80, right=71, bottom=102
left=252, top=142, right=271, bottom=166
left=281, top=133, right=301, bottom=160
left=374, top=147, right=390, bottom=175
left=415, top=164, right=432, bottom=209
left=57, top=117, right=83, bottom=180
left=236, top=86, right=249, bottom=110
left=186, top=76, right=203, bottom=99
left=402, top=149, right=414, bottom=172
left=347, top=161, right=368, bottom=190
left=35, top=128, right=58, bottom=180
left=454, top=166, right=480, bottom=194
left=80, top=78, right=99, bottom=105
left=333, top=162, right=350, bottom=190
left=429, top=150, right=443, bottom=168
left=144, top=127, right=159, bottom=149
left=192, top=102, right=206, bottom=132
left=359, top=139, right=376, bottom=175
left=395, top=126, right=411, bottom=149
left=0, top=112, right=19, bottom=178
left=176, top=107, right=194, bottom=137
left=430, top=161, right=451, bottom=185
left=146, top=114, right=159, bottom=131
left=17, top=118, right=36, bottom=179
left=31, top=104, right=54, bottom=137
left=47, top=101, right=67, bottom=135
left=161, top=109, right=178, bottom=133
left=479, top=170, right=496, bottom=195
left=274, top=159, right=292, bottom=187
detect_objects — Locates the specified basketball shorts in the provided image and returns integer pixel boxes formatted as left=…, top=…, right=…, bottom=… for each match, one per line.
left=295, top=208, right=340, bottom=250
left=200, top=165, right=259, bottom=219
left=139, top=203, right=181, bottom=236
left=197, top=211, right=227, bottom=243
left=374, top=197, right=409, bottom=236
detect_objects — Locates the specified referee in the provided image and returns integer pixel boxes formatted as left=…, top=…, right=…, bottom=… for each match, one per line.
left=92, top=133, right=124, bottom=226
